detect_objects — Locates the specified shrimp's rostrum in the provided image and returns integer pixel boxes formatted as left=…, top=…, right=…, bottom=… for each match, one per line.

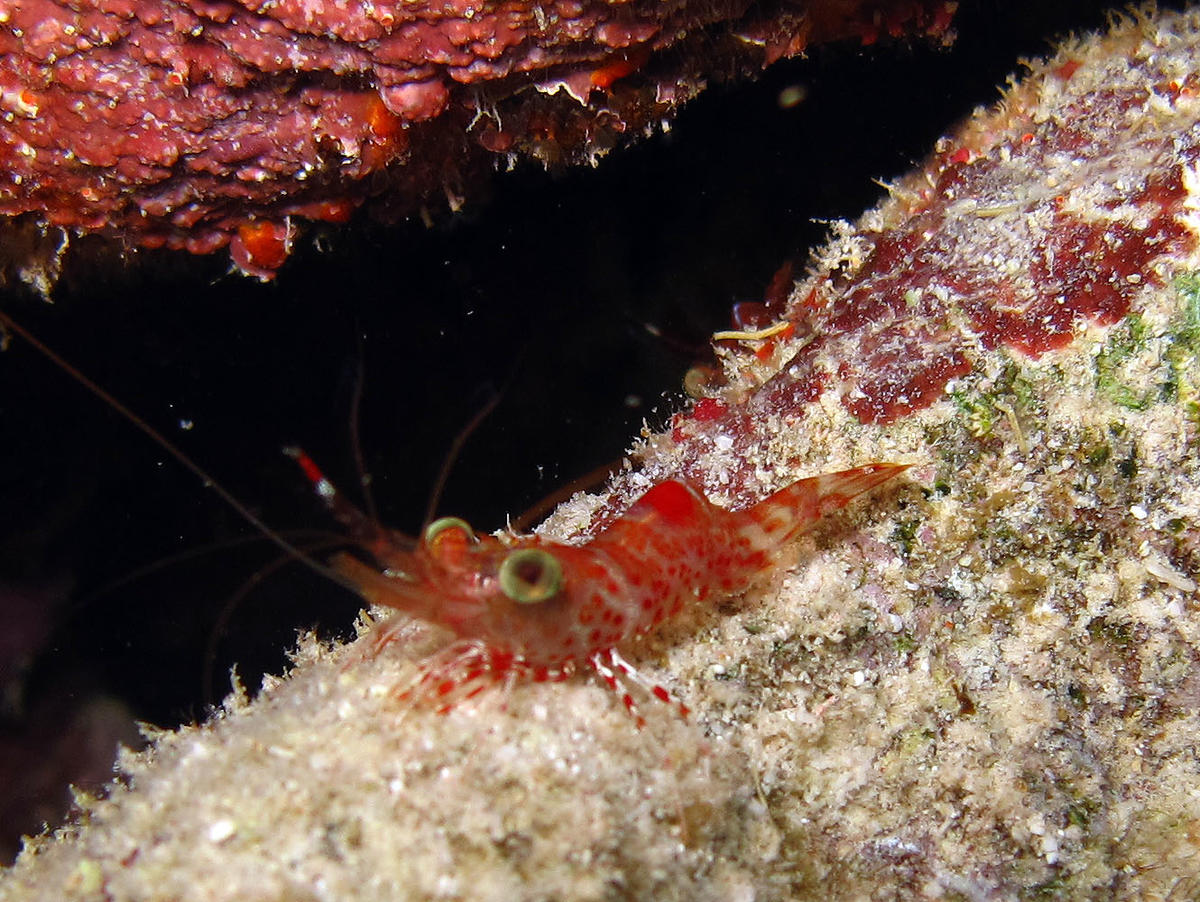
left=294, top=451, right=907, bottom=722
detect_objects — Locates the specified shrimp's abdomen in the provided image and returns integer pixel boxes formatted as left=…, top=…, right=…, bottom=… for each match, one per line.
left=730, top=463, right=910, bottom=551
left=562, top=480, right=757, bottom=652
left=567, top=464, right=910, bottom=655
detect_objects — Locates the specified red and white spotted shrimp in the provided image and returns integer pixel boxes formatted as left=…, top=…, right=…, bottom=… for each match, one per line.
left=0, top=309, right=907, bottom=725
left=289, top=449, right=907, bottom=724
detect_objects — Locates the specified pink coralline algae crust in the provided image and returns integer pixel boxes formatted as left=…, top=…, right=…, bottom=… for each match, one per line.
left=0, top=0, right=955, bottom=280
left=670, top=56, right=1200, bottom=495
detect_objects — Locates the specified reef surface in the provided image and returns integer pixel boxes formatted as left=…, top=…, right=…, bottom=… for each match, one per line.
left=3, top=6, right=1200, bottom=900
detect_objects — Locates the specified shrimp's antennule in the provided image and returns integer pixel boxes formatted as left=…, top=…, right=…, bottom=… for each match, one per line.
left=283, top=446, right=414, bottom=560
left=284, top=387, right=502, bottom=555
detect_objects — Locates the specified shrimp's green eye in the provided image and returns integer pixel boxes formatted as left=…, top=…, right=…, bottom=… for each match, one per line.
left=499, top=549, right=563, bottom=604
left=424, top=517, right=477, bottom=563
left=424, top=517, right=476, bottom=546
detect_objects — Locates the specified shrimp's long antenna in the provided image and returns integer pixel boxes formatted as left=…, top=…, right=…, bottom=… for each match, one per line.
left=0, top=309, right=356, bottom=593
left=422, top=387, right=501, bottom=529
left=347, top=333, right=379, bottom=526
left=508, top=457, right=622, bottom=533
left=201, top=534, right=350, bottom=707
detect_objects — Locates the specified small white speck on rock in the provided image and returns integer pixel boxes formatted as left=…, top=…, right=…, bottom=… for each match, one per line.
left=207, top=819, right=237, bottom=844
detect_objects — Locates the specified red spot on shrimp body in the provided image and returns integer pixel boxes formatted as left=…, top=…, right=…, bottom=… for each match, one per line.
left=639, top=481, right=699, bottom=526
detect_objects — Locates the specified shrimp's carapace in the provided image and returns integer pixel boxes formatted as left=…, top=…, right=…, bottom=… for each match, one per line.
left=291, top=450, right=908, bottom=724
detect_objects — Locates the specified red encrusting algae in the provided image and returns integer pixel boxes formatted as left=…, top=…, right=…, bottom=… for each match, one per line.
left=0, top=0, right=956, bottom=282
left=667, top=34, right=1200, bottom=499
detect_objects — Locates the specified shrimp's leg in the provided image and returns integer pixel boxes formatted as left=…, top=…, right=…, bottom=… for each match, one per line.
left=393, top=640, right=496, bottom=710
left=393, top=643, right=576, bottom=716
left=588, top=648, right=690, bottom=730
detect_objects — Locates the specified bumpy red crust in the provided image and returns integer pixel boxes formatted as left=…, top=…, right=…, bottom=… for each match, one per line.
left=0, top=0, right=955, bottom=279
left=663, top=39, right=1200, bottom=504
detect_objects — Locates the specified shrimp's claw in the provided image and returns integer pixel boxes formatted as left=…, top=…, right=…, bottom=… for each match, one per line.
left=739, top=463, right=910, bottom=548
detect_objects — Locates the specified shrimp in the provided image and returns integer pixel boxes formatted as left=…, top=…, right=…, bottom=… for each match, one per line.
left=0, top=309, right=906, bottom=723
left=289, top=449, right=907, bottom=724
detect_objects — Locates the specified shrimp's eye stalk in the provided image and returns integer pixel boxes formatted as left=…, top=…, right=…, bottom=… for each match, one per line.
left=499, top=549, right=563, bottom=604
